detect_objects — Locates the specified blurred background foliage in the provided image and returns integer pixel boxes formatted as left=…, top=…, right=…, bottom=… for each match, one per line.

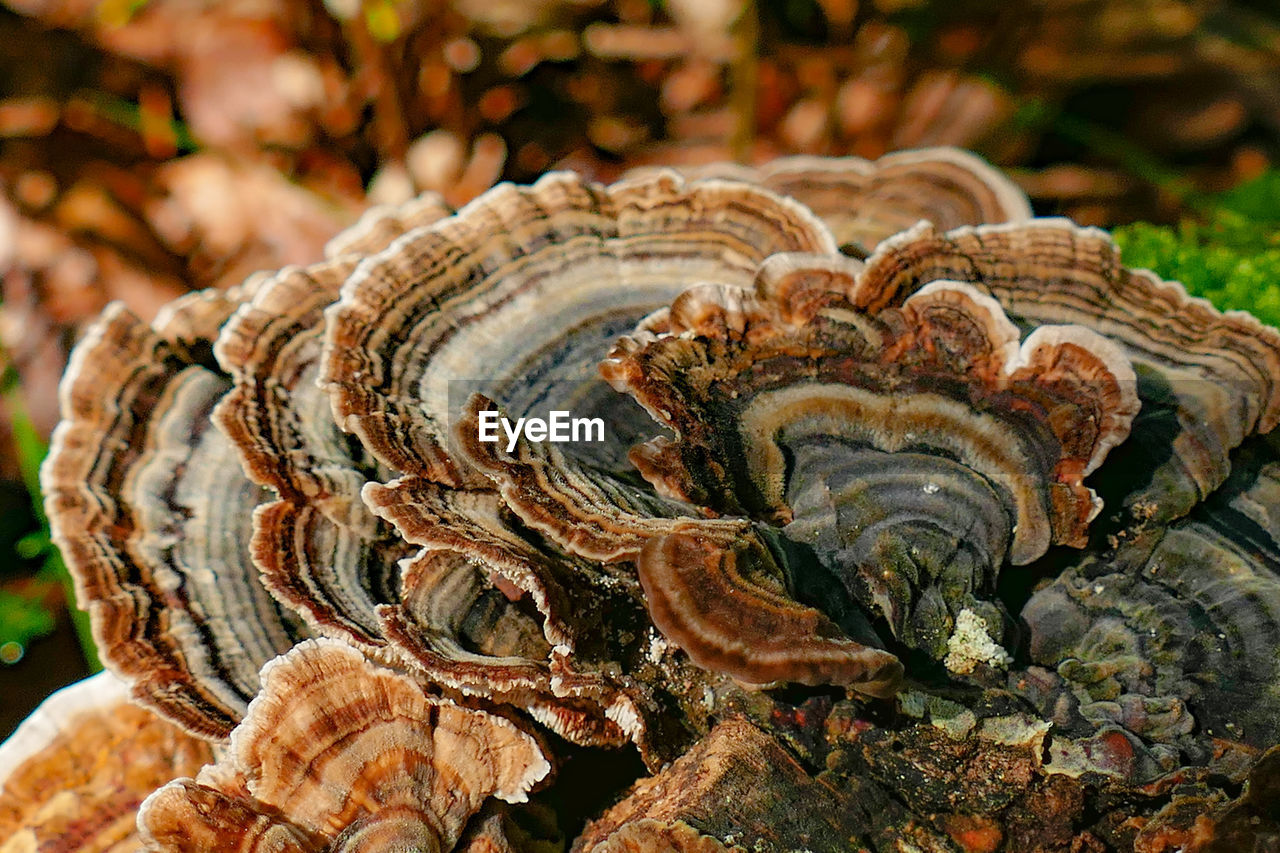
left=0, top=0, right=1277, bottom=735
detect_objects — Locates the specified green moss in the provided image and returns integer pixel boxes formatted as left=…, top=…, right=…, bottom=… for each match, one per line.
left=0, top=590, right=55, bottom=664
left=1217, top=169, right=1280, bottom=224
left=2, top=366, right=101, bottom=670
left=1112, top=171, right=1280, bottom=330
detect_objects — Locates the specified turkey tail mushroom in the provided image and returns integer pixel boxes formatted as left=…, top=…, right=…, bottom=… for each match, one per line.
left=319, top=168, right=837, bottom=485
left=40, top=291, right=306, bottom=740
left=637, top=526, right=905, bottom=696
left=137, top=639, right=552, bottom=853
left=23, top=148, right=1280, bottom=850
left=641, top=146, right=1033, bottom=257
left=211, top=194, right=455, bottom=652
left=0, top=672, right=214, bottom=852
left=858, top=219, right=1280, bottom=521
left=599, top=258, right=1138, bottom=661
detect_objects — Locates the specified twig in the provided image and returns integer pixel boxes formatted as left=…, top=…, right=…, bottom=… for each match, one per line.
left=729, top=0, right=759, bottom=163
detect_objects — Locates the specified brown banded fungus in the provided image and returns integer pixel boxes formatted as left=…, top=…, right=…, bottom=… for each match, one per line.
left=41, top=287, right=307, bottom=739
left=857, top=219, right=1280, bottom=522
left=0, top=672, right=214, bottom=852
left=457, top=253, right=1138, bottom=688
left=1021, top=437, right=1280, bottom=751
left=642, top=146, right=1033, bottom=257
left=322, top=167, right=859, bottom=761
left=209, top=193, right=618, bottom=750
left=599, top=260, right=1139, bottom=664
left=17, top=147, right=1280, bottom=850
left=136, top=639, right=551, bottom=853
left=213, top=193, right=455, bottom=652
left=320, top=168, right=839, bottom=483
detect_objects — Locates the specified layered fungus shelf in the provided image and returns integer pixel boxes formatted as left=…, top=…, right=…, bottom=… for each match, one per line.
left=4, top=148, right=1279, bottom=852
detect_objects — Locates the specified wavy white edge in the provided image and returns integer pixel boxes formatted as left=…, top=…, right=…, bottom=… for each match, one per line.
left=195, top=638, right=551, bottom=804
left=889, top=216, right=1274, bottom=338
left=904, top=279, right=1023, bottom=351
left=329, top=169, right=837, bottom=317
left=40, top=304, right=137, bottom=658
left=319, top=168, right=839, bottom=436
left=1010, top=324, right=1141, bottom=476
left=903, top=279, right=1141, bottom=478
left=868, top=216, right=1280, bottom=430
left=762, top=147, right=1035, bottom=222
left=362, top=476, right=574, bottom=651
left=626, top=147, right=1035, bottom=227
left=323, top=191, right=452, bottom=260
left=616, top=168, right=841, bottom=258
left=0, top=670, right=132, bottom=784
left=755, top=250, right=866, bottom=303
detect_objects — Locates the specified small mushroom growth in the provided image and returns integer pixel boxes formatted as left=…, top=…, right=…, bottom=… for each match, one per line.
left=8, top=148, right=1280, bottom=851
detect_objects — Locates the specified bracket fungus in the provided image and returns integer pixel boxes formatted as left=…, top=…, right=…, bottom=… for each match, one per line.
left=0, top=671, right=213, bottom=852
left=598, top=257, right=1139, bottom=665
left=136, top=640, right=551, bottom=853
left=212, top=193, right=455, bottom=652
left=12, top=147, right=1280, bottom=850
left=649, top=147, right=1033, bottom=258
left=40, top=287, right=307, bottom=739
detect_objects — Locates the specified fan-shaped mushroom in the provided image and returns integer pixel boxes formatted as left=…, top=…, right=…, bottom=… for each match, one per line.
left=320, top=166, right=864, bottom=761
left=468, top=250, right=1138, bottom=674
left=857, top=219, right=1280, bottom=522
left=0, top=671, right=213, bottom=852
left=41, top=288, right=306, bottom=739
left=641, top=146, right=1033, bottom=257
left=213, top=194, right=455, bottom=651
left=1022, top=438, right=1280, bottom=750
left=20, top=147, right=1280, bottom=850
left=137, top=639, right=552, bottom=853
left=320, top=168, right=838, bottom=484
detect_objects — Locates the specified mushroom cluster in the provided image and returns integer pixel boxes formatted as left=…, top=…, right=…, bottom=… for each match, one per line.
left=5, top=148, right=1280, bottom=851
